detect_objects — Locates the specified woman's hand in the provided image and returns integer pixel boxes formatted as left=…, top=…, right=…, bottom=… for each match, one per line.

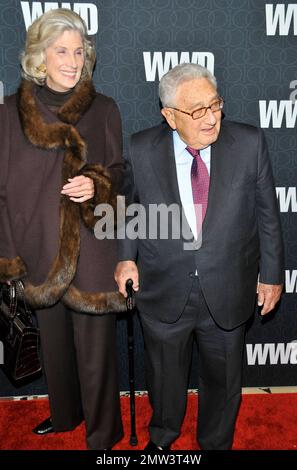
left=61, top=175, right=94, bottom=203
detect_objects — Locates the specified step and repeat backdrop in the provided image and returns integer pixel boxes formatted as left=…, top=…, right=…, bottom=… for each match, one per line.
left=0, top=0, right=296, bottom=395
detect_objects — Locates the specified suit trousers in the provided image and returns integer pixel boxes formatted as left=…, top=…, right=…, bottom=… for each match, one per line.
left=140, top=276, right=246, bottom=450
left=36, top=302, right=123, bottom=450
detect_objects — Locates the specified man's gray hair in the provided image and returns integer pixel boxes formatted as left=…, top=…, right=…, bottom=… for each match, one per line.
left=159, top=63, right=217, bottom=108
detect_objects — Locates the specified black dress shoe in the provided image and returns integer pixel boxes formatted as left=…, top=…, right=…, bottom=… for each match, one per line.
left=144, top=440, right=171, bottom=452
left=32, top=417, right=54, bottom=435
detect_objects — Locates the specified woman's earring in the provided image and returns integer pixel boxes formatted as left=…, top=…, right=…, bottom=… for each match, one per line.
left=36, top=63, right=47, bottom=74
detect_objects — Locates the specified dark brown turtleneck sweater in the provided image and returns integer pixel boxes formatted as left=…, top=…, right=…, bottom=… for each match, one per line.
left=36, top=84, right=74, bottom=113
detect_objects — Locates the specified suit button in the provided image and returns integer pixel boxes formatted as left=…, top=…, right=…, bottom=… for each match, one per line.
left=189, top=272, right=194, bottom=278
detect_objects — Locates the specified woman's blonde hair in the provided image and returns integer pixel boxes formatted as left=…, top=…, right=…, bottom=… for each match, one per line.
left=21, top=8, right=96, bottom=85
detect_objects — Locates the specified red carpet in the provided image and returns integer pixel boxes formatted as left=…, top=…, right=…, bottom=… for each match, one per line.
left=0, top=393, right=296, bottom=450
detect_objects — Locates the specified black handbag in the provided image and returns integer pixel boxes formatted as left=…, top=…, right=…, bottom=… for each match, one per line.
left=0, top=280, right=42, bottom=382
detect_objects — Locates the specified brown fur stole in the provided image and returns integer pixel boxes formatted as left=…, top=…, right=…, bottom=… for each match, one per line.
left=0, top=80, right=125, bottom=314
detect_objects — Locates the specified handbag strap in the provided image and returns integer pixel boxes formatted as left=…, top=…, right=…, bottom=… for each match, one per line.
left=14, top=280, right=31, bottom=315
left=7, top=280, right=33, bottom=325
left=8, top=282, right=17, bottom=319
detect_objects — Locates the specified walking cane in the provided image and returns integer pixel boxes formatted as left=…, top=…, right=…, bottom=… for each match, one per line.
left=125, top=278, right=138, bottom=446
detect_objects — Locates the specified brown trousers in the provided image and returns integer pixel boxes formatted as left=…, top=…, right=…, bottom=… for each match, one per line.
left=36, top=302, right=123, bottom=449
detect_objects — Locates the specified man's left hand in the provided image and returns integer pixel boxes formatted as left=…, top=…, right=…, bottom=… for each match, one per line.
left=61, top=175, right=94, bottom=203
left=257, top=282, right=283, bottom=315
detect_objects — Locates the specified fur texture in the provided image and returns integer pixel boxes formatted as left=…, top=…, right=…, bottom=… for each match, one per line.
left=0, top=256, right=27, bottom=282
left=0, top=80, right=124, bottom=314
left=63, top=284, right=126, bottom=314
left=79, top=164, right=113, bottom=230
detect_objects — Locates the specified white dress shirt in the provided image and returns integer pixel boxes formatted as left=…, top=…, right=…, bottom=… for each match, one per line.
left=173, top=130, right=211, bottom=240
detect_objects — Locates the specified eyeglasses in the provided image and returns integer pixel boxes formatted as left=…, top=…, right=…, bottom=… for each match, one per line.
left=170, top=98, right=224, bottom=120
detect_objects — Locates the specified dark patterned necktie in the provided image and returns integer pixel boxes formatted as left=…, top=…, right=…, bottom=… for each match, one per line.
left=186, top=146, right=210, bottom=234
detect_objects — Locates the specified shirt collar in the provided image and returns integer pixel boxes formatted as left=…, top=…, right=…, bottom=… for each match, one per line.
left=173, top=130, right=211, bottom=163
left=173, top=130, right=188, bottom=160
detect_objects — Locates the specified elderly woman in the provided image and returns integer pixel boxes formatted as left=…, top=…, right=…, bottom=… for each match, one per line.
left=0, top=9, right=125, bottom=450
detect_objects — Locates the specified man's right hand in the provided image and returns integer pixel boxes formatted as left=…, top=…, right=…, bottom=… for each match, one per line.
left=114, top=260, right=139, bottom=298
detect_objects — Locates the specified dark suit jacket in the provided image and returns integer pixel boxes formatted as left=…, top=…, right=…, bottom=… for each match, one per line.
left=118, top=120, right=284, bottom=329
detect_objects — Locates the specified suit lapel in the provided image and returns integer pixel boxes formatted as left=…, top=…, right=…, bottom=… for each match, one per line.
left=149, top=124, right=194, bottom=241
left=149, top=124, right=182, bottom=207
left=202, top=121, right=236, bottom=233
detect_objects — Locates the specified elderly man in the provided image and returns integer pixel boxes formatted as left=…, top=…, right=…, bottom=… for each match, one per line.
left=115, top=63, right=284, bottom=450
